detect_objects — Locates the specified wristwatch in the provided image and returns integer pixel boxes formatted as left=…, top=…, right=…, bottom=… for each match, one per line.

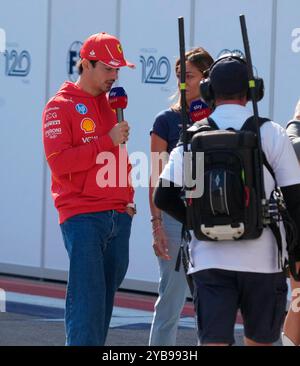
left=126, top=203, right=137, bottom=214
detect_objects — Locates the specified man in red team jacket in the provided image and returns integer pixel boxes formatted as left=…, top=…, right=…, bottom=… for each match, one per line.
left=42, top=32, right=136, bottom=346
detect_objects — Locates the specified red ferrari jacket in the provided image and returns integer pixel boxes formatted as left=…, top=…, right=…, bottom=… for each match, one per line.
left=42, top=81, right=134, bottom=224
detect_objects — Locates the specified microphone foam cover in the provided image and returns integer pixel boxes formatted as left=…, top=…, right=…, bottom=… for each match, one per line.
left=108, top=87, right=128, bottom=109
left=189, top=99, right=211, bottom=122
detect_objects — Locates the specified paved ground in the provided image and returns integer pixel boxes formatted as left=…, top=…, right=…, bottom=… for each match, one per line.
left=0, top=312, right=251, bottom=346
left=0, top=312, right=198, bottom=346
left=0, top=275, right=282, bottom=347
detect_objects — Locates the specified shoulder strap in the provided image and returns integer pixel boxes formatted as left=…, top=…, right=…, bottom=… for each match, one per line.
left=262, top=155, right=276, bottom=181
left=241, top=116, right=270, bottom=132
left=206, top=117, right=220, bottom=130
left=241, top=116, right=276, bottom=181
left=178, top=117, right=220, bottom=147
left=187, top=117, right=219, bottom=132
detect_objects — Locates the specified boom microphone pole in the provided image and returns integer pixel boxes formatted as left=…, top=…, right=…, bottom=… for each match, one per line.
left=177, top=16, right=195, bottom=295
left=178, top=17, right=194, bottom=192
left=178, top=17, right=189, bottom=154
left=239, top=14, right=267, bottom=227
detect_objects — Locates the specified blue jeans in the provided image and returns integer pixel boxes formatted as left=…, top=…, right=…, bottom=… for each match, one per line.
left=60, top=210, right=132, bottom=346
left=149, top=212, right=189, bottom=346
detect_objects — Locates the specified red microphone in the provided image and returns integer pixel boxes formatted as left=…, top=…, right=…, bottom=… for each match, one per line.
left=108, top=87, right=128, bottom=124
left=108, top=87, right=128, bottom=147
left=189, top=99, right=211, bottom=123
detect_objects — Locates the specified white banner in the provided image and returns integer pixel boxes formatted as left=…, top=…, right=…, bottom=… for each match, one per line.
left=273, top=0, right=300, bottom=125
left=193, top=0, right=274, bottom=118
left=118, top=0, right=192, bottom=287
left=0, top=0, right=48, bottom=267
left=0, top=28, right=6, bottom=53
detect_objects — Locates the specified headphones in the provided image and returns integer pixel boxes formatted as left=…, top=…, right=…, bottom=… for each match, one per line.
left=200, top=53, right=264, bottom=107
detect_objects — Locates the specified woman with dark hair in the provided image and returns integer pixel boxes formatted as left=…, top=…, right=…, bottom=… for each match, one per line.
left=149, top=47, right=214, bottom=346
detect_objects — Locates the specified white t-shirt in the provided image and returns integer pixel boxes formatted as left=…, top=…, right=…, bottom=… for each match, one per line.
left=160, top=104, right=300, bottom=274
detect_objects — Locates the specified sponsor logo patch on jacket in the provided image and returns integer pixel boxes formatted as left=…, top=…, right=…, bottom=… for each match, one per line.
left=81, top=118, right=96, bottom=134
left=76, top=103, right=88, bottom=115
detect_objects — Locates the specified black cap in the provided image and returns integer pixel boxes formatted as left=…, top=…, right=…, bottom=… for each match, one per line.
left=210, top=56, right=248, bottom=95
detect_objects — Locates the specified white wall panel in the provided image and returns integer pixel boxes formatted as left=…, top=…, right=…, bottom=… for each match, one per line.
left=0, top=0, right=48, bottom=267
left=273, top=0, right=300, bottom=125
left=118, top=0, right=192, bottom=286
left=193, top=0, right=274, bottom=117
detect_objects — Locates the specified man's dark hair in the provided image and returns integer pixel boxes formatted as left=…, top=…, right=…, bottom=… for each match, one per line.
left=77, top=59, right=98, bottom=75
left=214, top=90, right=248, bottom=101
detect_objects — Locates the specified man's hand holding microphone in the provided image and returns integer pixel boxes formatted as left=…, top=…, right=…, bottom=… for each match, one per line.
left=108, top=120, right=130, bottom=145
left=108, top=87, right=129, bottom=146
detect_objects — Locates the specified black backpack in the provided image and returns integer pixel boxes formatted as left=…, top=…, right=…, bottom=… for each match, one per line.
left=181, top=115, right=300, bottom=276
left=186, top=116, right=275, bottom=242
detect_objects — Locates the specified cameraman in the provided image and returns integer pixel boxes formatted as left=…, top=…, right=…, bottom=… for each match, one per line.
left=154, top=55, right=300, bottom=346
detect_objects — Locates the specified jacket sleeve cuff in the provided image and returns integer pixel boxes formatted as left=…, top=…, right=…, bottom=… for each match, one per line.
left=97, top=134, right=115, bottom=152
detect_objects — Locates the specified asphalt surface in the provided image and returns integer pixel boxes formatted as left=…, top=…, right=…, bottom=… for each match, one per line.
left=0, top=312, right=257, bottom=346
left=0, top=276, right=283, bottom=347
